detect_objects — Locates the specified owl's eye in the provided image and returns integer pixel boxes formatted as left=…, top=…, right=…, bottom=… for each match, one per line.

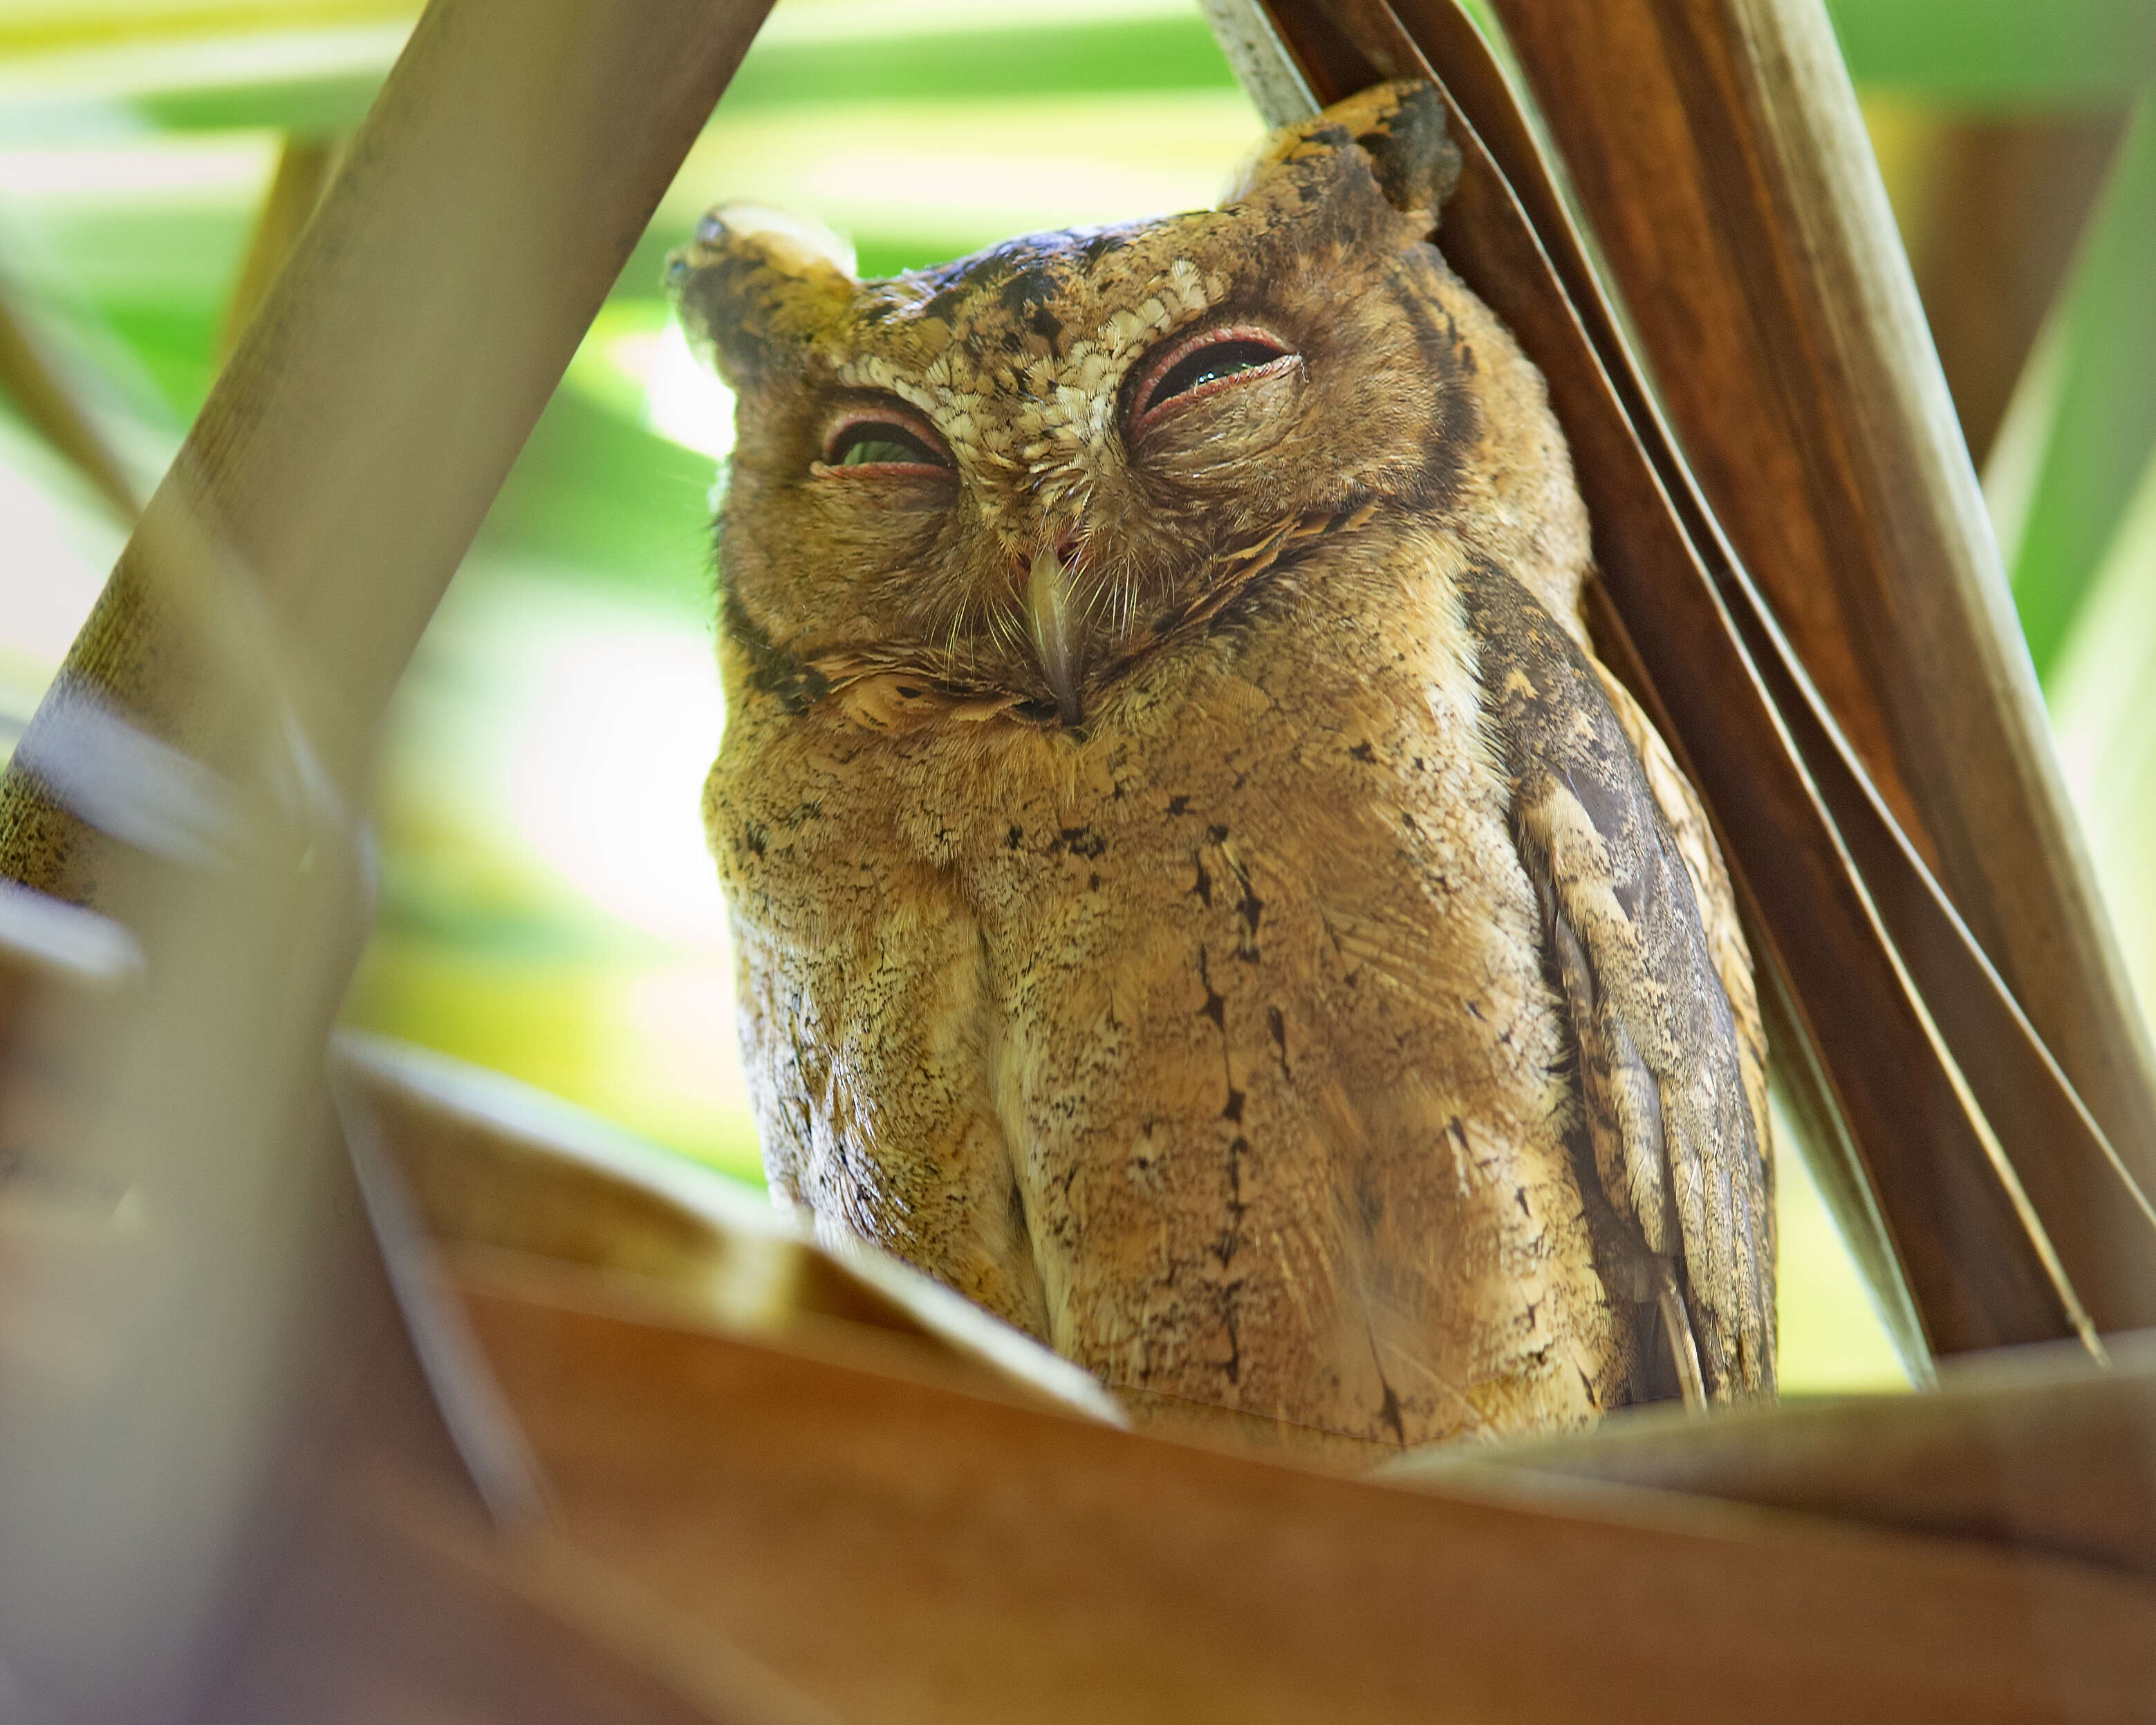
left=820, top=412, right=949, bottom=473
left=1128, top=325, right=1299, bottom=436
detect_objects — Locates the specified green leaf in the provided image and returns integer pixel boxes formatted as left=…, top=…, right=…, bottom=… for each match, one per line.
left=1, top=8, right=1234, bottom=140
left=1825, top=0, right=2156, bottom=108
left=2046, top=441, right=2156, bottom=1034
left=1989, top=94, right=2156, bottom=682
left=476, top=380, right=719, bottom=617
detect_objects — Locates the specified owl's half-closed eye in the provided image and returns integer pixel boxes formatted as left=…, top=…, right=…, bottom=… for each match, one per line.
left=1124, top=323, right=1305, bottom=467
left=817, top=407, right=951, bottom=475
left=1128, top=325, right=1298, bottom=428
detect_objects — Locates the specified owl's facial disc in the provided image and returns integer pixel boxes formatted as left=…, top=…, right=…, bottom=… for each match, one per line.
left=678, top=80, right=1478, bottom=730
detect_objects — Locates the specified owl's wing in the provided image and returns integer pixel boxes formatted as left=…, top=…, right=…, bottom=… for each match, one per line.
left=1590, top=658, right=1774, bottom=1223
left=1459, top=561, right=1774, bottom=1403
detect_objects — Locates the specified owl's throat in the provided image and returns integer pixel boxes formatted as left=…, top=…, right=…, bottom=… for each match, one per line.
left=1023, top=542, right=1086, bottom=727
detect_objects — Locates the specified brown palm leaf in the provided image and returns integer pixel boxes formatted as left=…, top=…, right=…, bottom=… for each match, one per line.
left=1202, top=0, right=2156, bottom=1365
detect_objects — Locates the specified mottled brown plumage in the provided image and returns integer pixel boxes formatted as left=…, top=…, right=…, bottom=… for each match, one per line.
left=671, top=82, right=1774, bottom=1458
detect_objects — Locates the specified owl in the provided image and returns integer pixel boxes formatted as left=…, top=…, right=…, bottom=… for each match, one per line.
left=671, top=81, right=1774, bottom=1457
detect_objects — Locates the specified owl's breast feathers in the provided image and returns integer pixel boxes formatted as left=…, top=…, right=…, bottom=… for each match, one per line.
left=709, top=515, right=1774, bottom=1453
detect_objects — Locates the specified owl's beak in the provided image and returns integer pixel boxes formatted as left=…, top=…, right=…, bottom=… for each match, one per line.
left=1025, top=542, right=1085, bottom=726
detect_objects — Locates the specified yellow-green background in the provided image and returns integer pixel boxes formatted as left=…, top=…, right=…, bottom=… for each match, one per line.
left=3, top=0, right=2153, bottom=1399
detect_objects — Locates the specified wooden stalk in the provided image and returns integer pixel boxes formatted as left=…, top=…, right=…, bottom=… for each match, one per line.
left=0, top=264, right=139, bottom=519
left=1911, top=115, right=2125, bottom=468
left=0, top=1, right=769, bottom=1715
left=1234, top=0, right=2151, bottom=1359
left=214, top=133, right=341, bottom=367
left=0, top=0, right=774, bottom=911
left=1402, top=1329, right=2156, bottom=1585
left=438, top=1257, right=2156, bottom=1723
left=212, top=1026, right=2156, bottom=1720
left=1483, top=0, right=2156, bottom=1197
left=1213, top=0, right=2156, bottom=1350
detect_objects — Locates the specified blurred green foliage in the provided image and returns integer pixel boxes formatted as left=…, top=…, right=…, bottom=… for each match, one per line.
left=1824, top=0, right=2156, bottom=105
left=1989, top=95, right=2156, bottom=682
left=1, top=0, right=2151, bottom=1396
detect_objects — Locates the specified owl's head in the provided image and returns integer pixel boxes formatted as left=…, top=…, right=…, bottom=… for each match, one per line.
left=673, top=82, right=1545, bottom=729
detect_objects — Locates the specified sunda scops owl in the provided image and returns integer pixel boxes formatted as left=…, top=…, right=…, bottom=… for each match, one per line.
left=672, top=82, right=1774, bottom=1457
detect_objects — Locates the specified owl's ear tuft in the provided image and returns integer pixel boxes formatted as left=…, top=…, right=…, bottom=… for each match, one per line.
left=1228, top=81, right=1460, bottom=232
left=1344, top=82, right=1460, bottom=225
left=668, top=203, right=859, bottom=388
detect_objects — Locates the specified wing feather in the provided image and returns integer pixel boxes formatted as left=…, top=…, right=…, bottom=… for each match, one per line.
left=1460, top=560, right=1775, bottom=1402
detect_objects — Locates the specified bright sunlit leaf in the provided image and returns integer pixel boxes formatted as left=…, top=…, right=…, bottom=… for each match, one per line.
left=642, top=318, right=736, bottom=463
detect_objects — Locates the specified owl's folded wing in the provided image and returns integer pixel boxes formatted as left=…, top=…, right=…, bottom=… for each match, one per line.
left=1459, top=562, right=1774, bottom=1403
left=1590, top=659, right=1774, bottom=1185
